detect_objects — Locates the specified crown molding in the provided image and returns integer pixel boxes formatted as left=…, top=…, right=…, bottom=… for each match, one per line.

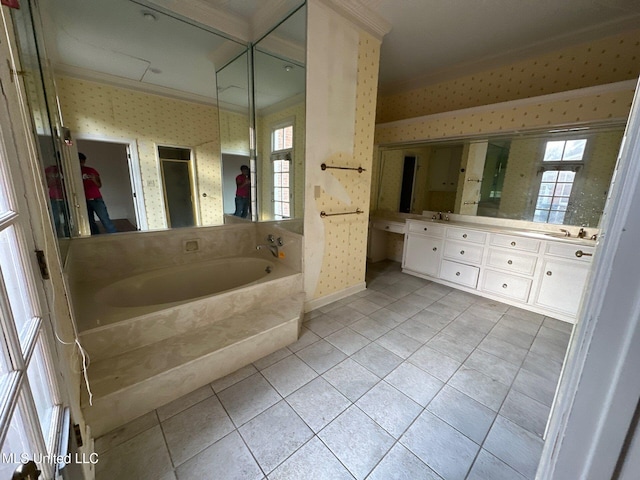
left=316, top=0, right=391, bottom=40
left=55, top=65, right=218, bottom=107
left=251, top=0, right=304, bottom=42
left=145, top=0, right=250, bottom=43
left=256, top=34, right=306, bottom=66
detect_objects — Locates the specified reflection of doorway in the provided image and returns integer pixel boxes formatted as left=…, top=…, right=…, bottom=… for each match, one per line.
left=399, top=156, right=417, bottom=213
left=76, top=138, right=143, bottom=232
left=222, top=154, right=251, bottom=215
left=158, top=146, right=196, bottom=228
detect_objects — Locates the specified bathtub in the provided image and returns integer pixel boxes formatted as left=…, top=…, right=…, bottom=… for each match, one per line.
left=95, top=256, right=275, bottom=308
left=74, top=255, right=302, bottom=362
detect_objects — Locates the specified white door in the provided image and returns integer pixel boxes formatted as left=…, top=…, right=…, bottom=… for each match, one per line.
left=0, top=6, right=65, bottom=480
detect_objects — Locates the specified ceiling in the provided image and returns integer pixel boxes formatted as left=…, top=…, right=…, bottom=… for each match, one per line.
left=39, top=0, right=640, bottom=106
left=372, top=0, right=640, bottom=94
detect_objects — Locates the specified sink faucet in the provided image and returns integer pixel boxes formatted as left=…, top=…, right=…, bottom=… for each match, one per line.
left=559, top=229, right=571, bottom=237
left=257, top=234, right=283, bottom=258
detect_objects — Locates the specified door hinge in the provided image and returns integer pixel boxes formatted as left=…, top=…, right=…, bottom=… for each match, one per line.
left=6, top=59, right=26, bottom=83
left=35, top=250, right=50, bottom=279
left=73, top=423, right=83, bottom=447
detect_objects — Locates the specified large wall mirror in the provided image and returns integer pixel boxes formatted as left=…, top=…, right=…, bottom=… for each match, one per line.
left=14, top=0, right=305, bottom=245
left=376, top=123, right=625, bottom=228
left=253, top=5, right=306, bottom=230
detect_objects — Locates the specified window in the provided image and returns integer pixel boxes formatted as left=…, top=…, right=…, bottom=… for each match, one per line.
left=273, top=125, right=293, bottom=152
left=0, top=151, right=61, bottom=479
left=271, top=124, right=293, bottom=220
left=534, top=139, right=587, bottom=224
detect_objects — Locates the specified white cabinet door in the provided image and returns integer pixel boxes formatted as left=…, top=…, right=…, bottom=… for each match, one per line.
left=403, top=234, right=443, bottom=277
left=533, top=258, right=591, bottom=317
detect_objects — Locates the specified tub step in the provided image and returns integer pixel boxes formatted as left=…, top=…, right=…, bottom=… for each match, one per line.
left=81, top=292, right=304, bottom=437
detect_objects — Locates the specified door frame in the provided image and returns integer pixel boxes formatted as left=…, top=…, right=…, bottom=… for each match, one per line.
left=0, top=5, right=78, bottom=478
left=73, top=133, right=148, bottom=231
left=156, top=144, right=200, bottom=228
left=538, top=79, right=640, bottom=478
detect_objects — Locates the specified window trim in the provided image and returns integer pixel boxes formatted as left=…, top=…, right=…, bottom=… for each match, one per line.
left=270, top=120, right=295, bottom=220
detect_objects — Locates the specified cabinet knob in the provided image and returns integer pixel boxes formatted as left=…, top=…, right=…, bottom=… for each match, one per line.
left=502, top=284, right=508, bottom=289
left=507, top=260, right=513, bottom=265
left=456, top=272, right=461, bottom=276
left=575, top=250, right=593, bottom=258
left=462, top=234, right=468, bottom=239
left=546, top=271, right=553, bottom=276
left=432, top=247, right=437, bottom=252
left=424, top=227, right=428, bottom=231
left=511, top=241, right=516, bottom=246
left=460, top=250, right=465, bottom=255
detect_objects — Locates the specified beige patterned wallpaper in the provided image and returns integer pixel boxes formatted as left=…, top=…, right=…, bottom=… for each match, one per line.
left=220, top=109, right=250, bottom=155
left=499, top=137, right=539, bottom=218
left=377, top=29, right=640, bottom=123
left=257, top=101, right=306, bottom=221
left=572, top=130, right=623, bottom=226
left=376, top=149, right=403, bottom=211
left=55, top=76, right=222, bottom=229
left=375, top=86, right=633, bottom=146
left=314, top=31, right=381, bottom=299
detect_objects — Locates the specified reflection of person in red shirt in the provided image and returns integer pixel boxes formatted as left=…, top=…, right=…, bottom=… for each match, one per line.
left=45, top=163, right=68, bottom=236
left=79, top=152, right=117, bottom=234
left=233, top=165, right=250, bottom=218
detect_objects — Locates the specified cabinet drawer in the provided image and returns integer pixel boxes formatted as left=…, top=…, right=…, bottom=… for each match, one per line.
left=490, top=233, right=540, bottom=253
left=440, top=259, right=479, bottom=288
left=486, top=248, right=537, bottom=275
left=372, top=220, right=405, bottom=234
left=407, top=221, right=445, bottom=237
left=446, top=228, right=487, bottom=244
left=545, top=242, right=595, bottom=262
left=481, top=269, right=532, bottom=302
left=443, top=240, right=484, bottom=265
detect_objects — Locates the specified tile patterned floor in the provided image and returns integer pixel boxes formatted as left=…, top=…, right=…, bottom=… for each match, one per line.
left=94, top=261, right=572, bottom=480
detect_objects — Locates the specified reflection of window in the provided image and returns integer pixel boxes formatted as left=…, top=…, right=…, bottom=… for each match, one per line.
left=534, top=139, right=586, bottom=224
left=273, top=125, right=293, bottom=151
left=271, top=123, right=293, bottom=219
left=543, top=139, right=587, bottom=162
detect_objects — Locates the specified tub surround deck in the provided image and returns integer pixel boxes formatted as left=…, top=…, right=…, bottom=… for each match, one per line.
left=67, top=223, right=305, bottom=438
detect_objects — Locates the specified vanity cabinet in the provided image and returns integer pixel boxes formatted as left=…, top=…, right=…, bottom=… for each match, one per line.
left=402, top=221, right=444, bottom=277
left=401, top=220, right=596, bottom=323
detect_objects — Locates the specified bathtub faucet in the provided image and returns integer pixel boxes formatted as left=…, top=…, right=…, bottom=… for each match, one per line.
left=257, top=235, right=283, bottom=258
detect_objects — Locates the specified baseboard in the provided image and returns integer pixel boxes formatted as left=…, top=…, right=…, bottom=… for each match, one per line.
left=304, top=282, right=367, bottom=312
